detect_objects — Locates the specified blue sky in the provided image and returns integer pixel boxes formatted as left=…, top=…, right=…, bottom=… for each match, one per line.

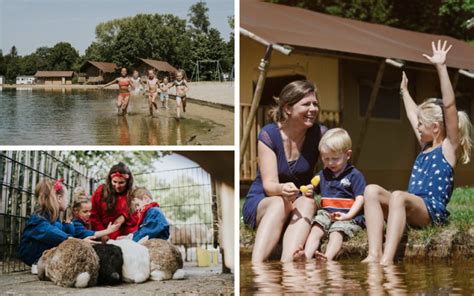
left=1, top=0, right=234, bottom=55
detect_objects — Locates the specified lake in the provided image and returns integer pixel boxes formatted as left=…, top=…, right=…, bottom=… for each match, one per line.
left=0, top=88, right=233, bottom=145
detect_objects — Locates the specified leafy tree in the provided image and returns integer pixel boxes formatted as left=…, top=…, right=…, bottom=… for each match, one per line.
left=188, top=1, right=210, bottom=34
left=5, top=46, right=20, bottom=82
left=48, top=42, right=80, bottom=70
left=0, top=50, right=5, bottom=75
left=64, top=151, right=170, bottom=180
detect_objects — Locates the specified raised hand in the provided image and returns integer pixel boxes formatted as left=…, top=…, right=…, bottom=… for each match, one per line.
left=422, top=40, right=452, bottom=66
left=400, top=71, right=408, bottom=91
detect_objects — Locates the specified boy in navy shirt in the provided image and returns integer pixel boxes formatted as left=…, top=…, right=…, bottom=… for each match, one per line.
left=126, top=187, right=170, bottom=242
left=301, top=128, right=366, bottom=261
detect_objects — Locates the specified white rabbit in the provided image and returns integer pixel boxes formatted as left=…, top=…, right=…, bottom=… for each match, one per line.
left=107, top=239, right=150, bottom=283
left=37, top=238, right=99, bottom=288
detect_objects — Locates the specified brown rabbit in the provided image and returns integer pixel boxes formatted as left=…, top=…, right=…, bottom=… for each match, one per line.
left=37, top=238, right=100, bottom=288
left=142, top=238, right=185, bottom=281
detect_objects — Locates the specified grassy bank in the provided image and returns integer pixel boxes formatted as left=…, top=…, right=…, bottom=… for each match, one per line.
left=240, top=187, right=474, bottom=260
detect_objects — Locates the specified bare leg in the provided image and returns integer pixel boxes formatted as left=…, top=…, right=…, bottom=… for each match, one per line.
left=362, top=184, right=391, bottom=263
left=304, top=224, right=324, bottom=259
left=252, top=196, right=292, bottom=263
left=151, top=92, right=158, bottom=109
left=380, top=191, right=431, bottom=265
left=122, top=95, right=130, bottom=115
left=176, top=97, right=182, bottom=119
left=292, top=244, right=306, bottom=261
left=117, top=95, right=123, bottom=114
left=281, top=197, right=317, bottom=262
left=325, top=231, right=344, bottom=261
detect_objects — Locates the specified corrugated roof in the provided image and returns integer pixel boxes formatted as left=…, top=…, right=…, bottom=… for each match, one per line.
left=34, top=71, right=74, bottom=78
left=241, top=0, right=474, bottom=69
left=81, top=61, right=117, bottom=73
left=139, top=58, right=178, bottom=73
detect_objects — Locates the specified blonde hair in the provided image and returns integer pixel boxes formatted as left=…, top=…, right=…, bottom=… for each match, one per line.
left=319, top=128, right=352, bottom=154
left=131, top=187, right=152, bottom=200
left=419, top=98, right=472, bottom=164
left=73, top=187, right=87, bottom=201
left=268, top=80, right=318, bottom=123
left=70, top=197, right=90, bottom=220
left=34, top=178, right=64, bottom=222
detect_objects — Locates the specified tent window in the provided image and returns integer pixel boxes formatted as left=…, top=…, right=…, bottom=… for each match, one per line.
left=359, top=81, right=401, bottom=120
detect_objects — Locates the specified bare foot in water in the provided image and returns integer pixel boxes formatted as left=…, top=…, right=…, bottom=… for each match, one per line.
left=292, top=245, right=306, bottom=261
left=361, top=255, right=380, bottom=263
left=314, top=251, right=327, bottom=261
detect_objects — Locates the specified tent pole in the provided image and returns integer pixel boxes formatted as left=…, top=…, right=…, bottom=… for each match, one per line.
left=240, top=45, right=273, bottom=164
left=353, top=59, right=386, bottom=166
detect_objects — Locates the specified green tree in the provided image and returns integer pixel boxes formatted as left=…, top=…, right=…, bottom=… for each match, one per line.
left=64, top=151, right=170, bottom=180
left=5, top=46, right=20, bottom=83
left=0, top=50, right=5, bottom=75
left=48, top=42, right=80, bottom=70
left=188, top=1, right=210, bottom=34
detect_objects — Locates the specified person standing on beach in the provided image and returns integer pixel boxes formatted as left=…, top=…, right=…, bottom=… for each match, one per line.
left=101, top=67, right=135, bottom=115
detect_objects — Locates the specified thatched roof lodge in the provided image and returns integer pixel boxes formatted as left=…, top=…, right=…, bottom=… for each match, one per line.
left=80, top=61, right=117, bottom=84
left=34, top=71, right=74, bottom=85
left=136, top=58, right=178, bottom=80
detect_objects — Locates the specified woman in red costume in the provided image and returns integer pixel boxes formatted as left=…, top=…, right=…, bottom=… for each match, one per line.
left=90, top=162, right=138, bottom=241
left=101, top=67, right=135, bottom=115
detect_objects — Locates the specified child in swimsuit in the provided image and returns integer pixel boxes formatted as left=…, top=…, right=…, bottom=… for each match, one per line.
left=130, top=70, right=144, bottom=96
left=159, top=77, right=170, bottom=109
left=101, top=67, right=135, bottom=115
left=146, top=70, right=160, bottom=116
left=170, top=69, right=189, bottom=119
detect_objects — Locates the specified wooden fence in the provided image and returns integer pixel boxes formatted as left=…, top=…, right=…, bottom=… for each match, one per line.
left=0, top=151, right=96, bottom=274
left=240, top=104, right=341, bottom=182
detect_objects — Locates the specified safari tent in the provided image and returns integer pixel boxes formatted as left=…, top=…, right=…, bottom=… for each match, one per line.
left=240, top=0, right=474, bottom=190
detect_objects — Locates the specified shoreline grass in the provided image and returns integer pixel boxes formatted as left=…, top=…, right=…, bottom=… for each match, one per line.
left=240, top=187, right=474, bottom=260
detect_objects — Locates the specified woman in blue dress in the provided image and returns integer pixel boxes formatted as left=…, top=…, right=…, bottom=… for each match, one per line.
left=242, top=80, right=324, bottom=263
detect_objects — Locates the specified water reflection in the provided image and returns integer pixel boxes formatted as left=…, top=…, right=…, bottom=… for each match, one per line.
left=241, top=258, right=473, bottom=295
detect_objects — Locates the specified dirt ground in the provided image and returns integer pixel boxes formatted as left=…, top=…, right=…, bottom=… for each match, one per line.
left=0, top=263, right=234, bottom=295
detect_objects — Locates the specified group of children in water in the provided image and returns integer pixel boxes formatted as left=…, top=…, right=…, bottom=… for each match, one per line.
left=102, top=68, right=189, bottom=119
left=19, top=176, right=169, bottom=274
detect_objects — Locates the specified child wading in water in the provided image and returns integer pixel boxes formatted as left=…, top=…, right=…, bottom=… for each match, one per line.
left=299, top=128, right=366, bottom=261
left=130, top=70, right=144, bottom=97
left=170, top=69, right=189, bottom=120
left=70, top=197, right=120, bottom=239
left=363, top=40, right=472, bottom=265
left=159, top=77, right=171, bottom=109
left=101, top=67, right=135, bottom=115
left=146, top=70, right=160, bottom=116
left=18, top=179, right=98, bottom=274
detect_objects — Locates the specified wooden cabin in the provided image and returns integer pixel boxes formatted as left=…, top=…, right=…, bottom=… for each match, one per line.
left=240, top=0, right=474, bottom=190
left=135, top=58, right=178, bottom=80
left=34, top=71, right=74, bottom=85
left=80, top=61, right=117, bottom=84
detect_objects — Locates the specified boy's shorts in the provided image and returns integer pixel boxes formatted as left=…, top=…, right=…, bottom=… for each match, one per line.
left=160, top=93, right=169, bottom=101
left=313, top=210, right=361, bottom=239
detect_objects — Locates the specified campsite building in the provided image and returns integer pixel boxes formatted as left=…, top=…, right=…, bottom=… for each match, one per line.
left=34, top=71, right=74, bottom=85
left=15, top=76, right=36, bottom=85
left=240, top=0, right=474, bottom=189
left=80, top=61, right=117, bottom=84
left=136, top=58, right=178, bottom=80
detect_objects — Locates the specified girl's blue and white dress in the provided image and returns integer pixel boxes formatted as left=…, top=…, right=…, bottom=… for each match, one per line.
left=407, top=145, right=454, bottom=225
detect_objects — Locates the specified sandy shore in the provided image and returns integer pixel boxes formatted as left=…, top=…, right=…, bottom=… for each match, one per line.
left=1, top=81, right=234, bottom=108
